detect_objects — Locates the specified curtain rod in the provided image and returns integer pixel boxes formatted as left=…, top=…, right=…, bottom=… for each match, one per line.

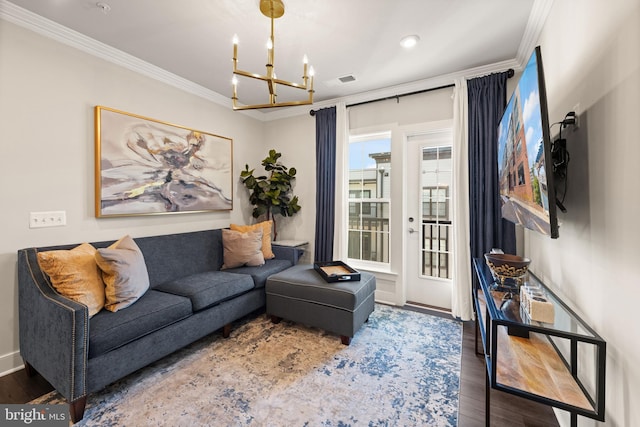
left=309, top=68, right=514, bottom=116
left=346, top=83, right=454, bottom=109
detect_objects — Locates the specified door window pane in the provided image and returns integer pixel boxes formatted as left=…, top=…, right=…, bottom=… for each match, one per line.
left=421, top=146, right=453, bottom=279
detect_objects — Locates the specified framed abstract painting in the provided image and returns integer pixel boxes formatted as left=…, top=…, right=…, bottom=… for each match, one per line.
left=95, top=106, right=233, bottom=217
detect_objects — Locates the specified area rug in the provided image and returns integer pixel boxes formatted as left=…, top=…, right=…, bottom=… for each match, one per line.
left=33, top=304, right=462, bottom=426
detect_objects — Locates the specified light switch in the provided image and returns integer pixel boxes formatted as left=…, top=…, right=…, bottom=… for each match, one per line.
left=29, top=211, right=67, bottom=228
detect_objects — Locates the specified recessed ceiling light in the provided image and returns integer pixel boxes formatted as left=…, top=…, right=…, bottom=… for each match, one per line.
left=400, top=35, right=420, bottom=49
left=96, top=2, right=111, bottom=14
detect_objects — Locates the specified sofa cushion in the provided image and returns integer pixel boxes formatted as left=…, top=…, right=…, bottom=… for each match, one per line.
left=95, top=235, right=150, bottom=312
left=37, top=243, right=105, bottom=317
left=134, top=230, right=224, bottom=286
left=154, top=271, right=255, bottom=311
left=226, top=259, right=294, bottom=289
left=88, top=289, right=192, bottom=358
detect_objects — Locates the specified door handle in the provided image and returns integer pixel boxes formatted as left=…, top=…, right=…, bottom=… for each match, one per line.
left=408, top=227, right=416, bottom=234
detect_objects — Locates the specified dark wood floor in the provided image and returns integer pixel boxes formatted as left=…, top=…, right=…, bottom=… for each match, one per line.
left=0, top=310, right=559, bottom=426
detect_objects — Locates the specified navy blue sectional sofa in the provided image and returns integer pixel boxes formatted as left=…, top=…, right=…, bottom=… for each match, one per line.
left=17, top=229, right=300, bottom=423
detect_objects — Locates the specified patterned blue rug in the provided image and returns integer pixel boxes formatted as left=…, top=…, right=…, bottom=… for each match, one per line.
left=33, top=304, right=462, bottom=426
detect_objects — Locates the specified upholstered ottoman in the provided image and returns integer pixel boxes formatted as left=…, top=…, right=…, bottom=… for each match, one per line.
left=265, top=264, right=376, bottom=345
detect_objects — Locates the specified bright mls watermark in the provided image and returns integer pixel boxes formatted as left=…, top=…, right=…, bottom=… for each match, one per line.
left=1, top=405, right=67, bottom=426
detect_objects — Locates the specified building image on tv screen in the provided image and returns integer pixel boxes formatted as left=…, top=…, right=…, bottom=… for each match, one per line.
left=497, top=50, right=553, bottom=237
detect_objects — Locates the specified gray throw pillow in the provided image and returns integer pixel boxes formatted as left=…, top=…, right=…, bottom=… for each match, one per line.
left=95, top=235, right=150, bottom=312
left=221, top=228, right=265, bottom=269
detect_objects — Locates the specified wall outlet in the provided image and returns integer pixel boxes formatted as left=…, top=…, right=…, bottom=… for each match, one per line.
left=29, top=211, right=67, bottom=228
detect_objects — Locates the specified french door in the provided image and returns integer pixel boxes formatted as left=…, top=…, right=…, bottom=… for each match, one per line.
left=405, top=130, right=453, bottom=310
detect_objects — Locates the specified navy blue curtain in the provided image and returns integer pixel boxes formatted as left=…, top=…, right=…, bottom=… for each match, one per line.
left=314, top=107, right=337, bottom=262
left=468, top=72, right=516, bottom=259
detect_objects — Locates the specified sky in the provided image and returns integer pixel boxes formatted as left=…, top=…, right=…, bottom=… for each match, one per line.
left=349, top=138, right=391, bottom=170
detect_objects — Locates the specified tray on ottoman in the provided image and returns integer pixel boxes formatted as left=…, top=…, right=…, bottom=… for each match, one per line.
left=314, top=261, right=361, bottom=282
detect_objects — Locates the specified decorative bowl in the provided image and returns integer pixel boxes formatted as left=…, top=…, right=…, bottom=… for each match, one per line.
left=484, top=253, right=531, bottom=285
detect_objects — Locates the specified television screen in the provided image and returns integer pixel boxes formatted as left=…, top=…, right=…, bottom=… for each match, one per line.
left=497, top=46, right=559, bottom=238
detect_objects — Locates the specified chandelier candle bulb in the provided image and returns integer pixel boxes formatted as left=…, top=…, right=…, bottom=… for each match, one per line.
left=303, top=55, right=308, bottom=79
left=232, top=34, right=238, bottom=60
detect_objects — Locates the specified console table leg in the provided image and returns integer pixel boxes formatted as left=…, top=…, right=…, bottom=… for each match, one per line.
left=571, top=412, right=577, bottom=427
left=485, top=370, right=491, bottom=427
left=475, top=317, right=482, bottom=355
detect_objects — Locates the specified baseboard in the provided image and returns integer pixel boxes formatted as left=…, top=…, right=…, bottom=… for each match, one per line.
left=405, top=301, right=451, bottom=314
left=0, top=350, right=23, bottom=377
left=374, top=290, right=397, bottom=305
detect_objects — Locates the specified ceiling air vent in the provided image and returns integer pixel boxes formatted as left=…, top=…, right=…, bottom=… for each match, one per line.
left=322, top=74, right=357, bottom=87
left=338, top=75, right=356, bottom=83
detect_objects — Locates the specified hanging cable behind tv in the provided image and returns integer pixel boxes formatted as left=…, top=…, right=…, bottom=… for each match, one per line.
left=550, top=111, right=576, bottom=213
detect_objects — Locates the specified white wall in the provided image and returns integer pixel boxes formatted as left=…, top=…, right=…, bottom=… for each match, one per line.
left=528, top=1, right=640, bottom=425
left=0, top=21, right=265, bottom=373
left=349, top=88, right=454, bottom=129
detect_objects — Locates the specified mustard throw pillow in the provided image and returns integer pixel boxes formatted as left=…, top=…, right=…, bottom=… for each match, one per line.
left=221, top=229, right=265, bottom=269
left=37, top=243, right=105, bottom=317
left=230, top=220, right=275, bottom=259
left=95, top=235, right=150, bottom=312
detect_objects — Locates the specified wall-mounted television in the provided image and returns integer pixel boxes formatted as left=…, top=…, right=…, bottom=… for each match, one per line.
left=497, top=46, right=559, bottom=238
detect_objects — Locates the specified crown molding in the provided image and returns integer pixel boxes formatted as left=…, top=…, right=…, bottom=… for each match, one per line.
left=517, top=0, right=554, bottom=66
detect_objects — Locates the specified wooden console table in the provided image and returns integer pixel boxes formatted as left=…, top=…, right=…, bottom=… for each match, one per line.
left=473, top=258, right=606, bottom=427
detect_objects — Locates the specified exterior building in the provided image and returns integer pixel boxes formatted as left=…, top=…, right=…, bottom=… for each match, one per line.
left=348, top=152, right=390, bottom=263
left=532, top=140, right=549, bottom=212
left=500, top=87, right=534, bottom=204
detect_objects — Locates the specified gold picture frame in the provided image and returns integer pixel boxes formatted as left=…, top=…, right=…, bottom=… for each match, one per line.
left=95, top=106, right=233, bottom=217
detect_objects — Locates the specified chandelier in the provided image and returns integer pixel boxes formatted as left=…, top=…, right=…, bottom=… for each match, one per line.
left=231, top=0, right=314, bottom=110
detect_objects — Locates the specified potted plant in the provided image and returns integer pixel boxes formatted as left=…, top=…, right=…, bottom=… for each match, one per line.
left=240, top=149, right=301, bottom=240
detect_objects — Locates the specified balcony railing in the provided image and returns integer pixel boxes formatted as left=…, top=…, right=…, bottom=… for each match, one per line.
left=422, top=219, right=452, bottom=279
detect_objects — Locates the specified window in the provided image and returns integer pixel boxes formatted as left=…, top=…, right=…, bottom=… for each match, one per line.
left=423, top=187, right=449, bottom=220
left=347, top=133, right=391, bottom=264
left=421, top=146, right=452, bottom=279
left=518, top=163, right=526, bottom=185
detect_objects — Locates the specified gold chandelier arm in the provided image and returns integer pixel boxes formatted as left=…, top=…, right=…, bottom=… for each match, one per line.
left=233, top=91, right=314, bottom=110
left=233, top=69, right=270, bottom=82
left=272, top=78, right=308, bottom=90
left=234, top=65, right=311, bottom=90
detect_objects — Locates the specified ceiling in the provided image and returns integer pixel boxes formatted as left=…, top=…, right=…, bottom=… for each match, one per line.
left=3, top=0, right=550, bottom=117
